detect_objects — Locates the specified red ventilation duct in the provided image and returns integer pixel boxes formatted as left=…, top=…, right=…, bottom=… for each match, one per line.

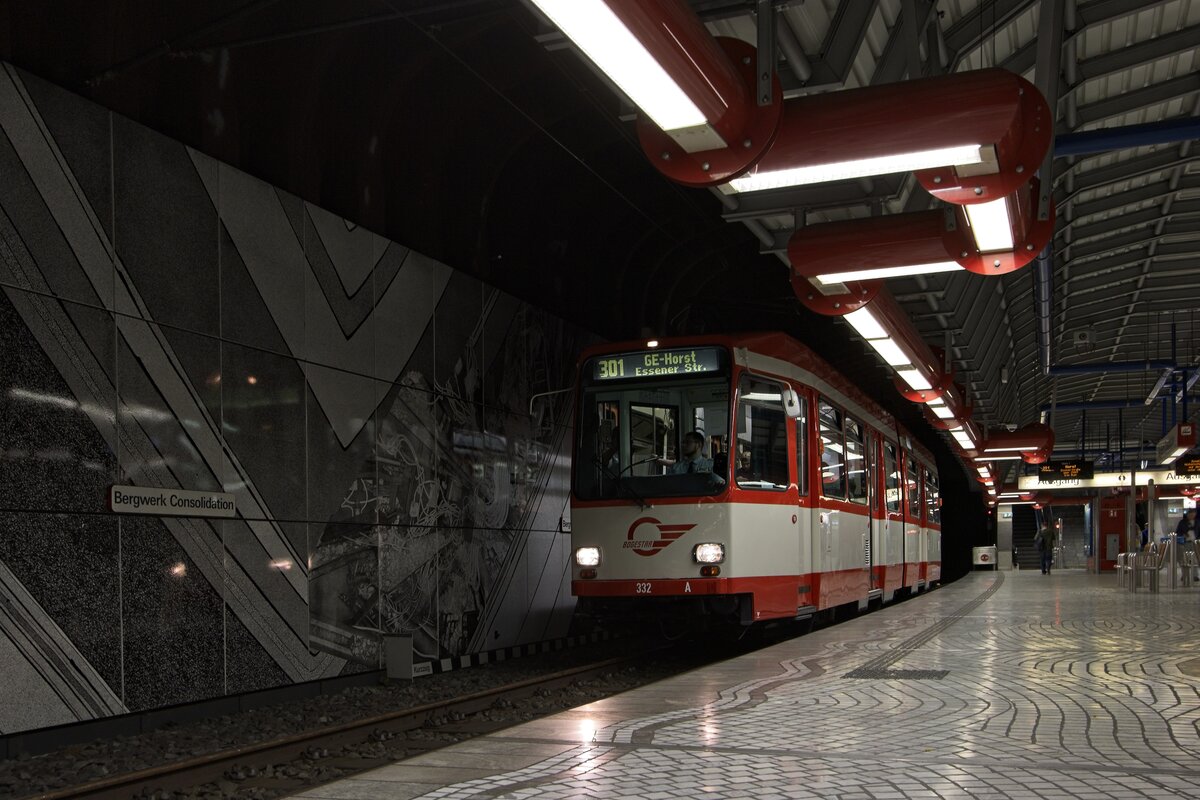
left=586, top=0, right=785, bottom=186
left=729, top=68, right=1051, bottom=203
left=862, top=290, right=954, bottom=401
left=606, top=2, right=1050, bottom=197
left=793, top=283, right=979, bottom=449
left=787, top=179, right=1054, bottom=285
left=980, top=423, right=1055, bottom=464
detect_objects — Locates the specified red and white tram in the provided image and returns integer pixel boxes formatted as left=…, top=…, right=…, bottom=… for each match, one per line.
left=570, top=333, right=941, bottom=626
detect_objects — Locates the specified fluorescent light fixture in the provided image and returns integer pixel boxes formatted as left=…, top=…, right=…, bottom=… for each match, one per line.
left=897, top=369, right=933, bottom=391
left=927, top=397, right=945, bottom=406
left=844, top=306, right=887, bottom=339
left=931, top=405, right=956, bottom=419
left=983, top=445, right=1029, bottom=453
left=1145, top=368, right=1172, bottom=405
left=815, top=261, right=961, bottom=285
left=1177, top=366, right=1200, bottom=401
left=974, top=454, right=1022, bottom=461
left=728, top=144, right=987, bottom=192
left=952, top=431, right=975, bottom=448
left=646, top=339, right=659, bottom=348
left=964, top=197, right=1014, bottom=252
left=531, top=0, right=706, bottom=132
left=866, top=337, right=912, bottom=367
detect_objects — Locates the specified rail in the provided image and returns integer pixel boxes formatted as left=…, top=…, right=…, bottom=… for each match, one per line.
left=21, top=654, right=642, bottom=800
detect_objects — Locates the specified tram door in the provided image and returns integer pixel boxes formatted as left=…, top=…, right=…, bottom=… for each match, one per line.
left=794, top=398, right=812, bottom=584
left=881, top=439, right=904, bottom=598
left=865, top=431, right=877, bottom=589
left=845, top=417, right=871, bottom=594
left=903, top=451, right=922, bottom=587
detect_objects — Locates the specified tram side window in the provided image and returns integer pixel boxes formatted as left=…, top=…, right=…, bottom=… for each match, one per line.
left=905, top=455, right=921, bottom=518
left=630, top=404, right=677, bottom=476
left=883, top=441, right=901, bottom=513
left=818, top=399, right=846, bottom=499
left=794, top=396, right=809, bottom=497
left=845, top=417, right=868, bottom=504
left=926, top=471, right=940, bottom=524
left=735, top=376, right=789, bottom=490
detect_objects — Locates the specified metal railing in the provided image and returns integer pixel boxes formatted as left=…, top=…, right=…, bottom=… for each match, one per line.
left=1118, top=539, right=1199, bottom=592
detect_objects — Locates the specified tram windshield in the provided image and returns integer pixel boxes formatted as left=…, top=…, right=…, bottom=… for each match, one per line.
left=575, top=347, right=731, bottom=500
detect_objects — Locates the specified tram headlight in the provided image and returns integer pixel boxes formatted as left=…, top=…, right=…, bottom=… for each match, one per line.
left=693, top=543, right=725, bottom=564
left=574, top=547, right=601, bottom=567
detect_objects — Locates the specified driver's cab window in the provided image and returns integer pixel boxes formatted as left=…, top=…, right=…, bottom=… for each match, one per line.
left=580, top=383, right=730, bottom=498
left=735, top=375, right=790, bottom=490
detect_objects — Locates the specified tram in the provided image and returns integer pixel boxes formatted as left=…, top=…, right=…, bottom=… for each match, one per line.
left=570, top=333, right=941, bottom=626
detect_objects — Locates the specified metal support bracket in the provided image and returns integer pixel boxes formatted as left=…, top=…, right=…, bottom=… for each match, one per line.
left=756, top=0, right=776, bottom=107
left=1034, top=0, right=1066, bottom=221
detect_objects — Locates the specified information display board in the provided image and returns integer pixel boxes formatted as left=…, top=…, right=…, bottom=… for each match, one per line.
left=589, top=347, right=723, bottom=381
left=1038, top=460, right=1094, bottom=482
left=1176, top=454, right=1200, bottom=477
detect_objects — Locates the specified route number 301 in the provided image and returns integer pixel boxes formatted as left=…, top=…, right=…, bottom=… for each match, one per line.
left=635, top=582, right=653, bottom=594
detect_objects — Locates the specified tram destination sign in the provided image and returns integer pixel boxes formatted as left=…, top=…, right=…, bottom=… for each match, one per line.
left=590, top=347, right=722, bottom=381
left=1038, top=460, right=1094, bottom=482
left=1176, top=454, right=1200, bottom=477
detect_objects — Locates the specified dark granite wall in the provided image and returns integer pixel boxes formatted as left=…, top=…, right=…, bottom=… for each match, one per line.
left=0, top=64, right=586, bottom=735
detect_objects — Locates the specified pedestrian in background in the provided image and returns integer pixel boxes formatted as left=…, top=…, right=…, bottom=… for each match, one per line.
left=1034, top=521, right=1058, bottom=575
left=1175, top=508, right=1198, bottom=581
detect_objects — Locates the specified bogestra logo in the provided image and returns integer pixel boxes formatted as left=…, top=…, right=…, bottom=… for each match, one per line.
left=623, top=516, right=695, bottom=556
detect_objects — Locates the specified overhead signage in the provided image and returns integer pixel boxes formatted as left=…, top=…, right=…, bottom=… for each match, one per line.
left=1018, top=468, right=1199, bottom=491
left=1177, top=454, right=1200, bottom=477
left=590, top=347, right=723, bottom=381
left=1038, top=460, right=1094, bottom=482
left=109, top=485, right=236, bottom=518
left=1156, top=422, right=1196, bottom=465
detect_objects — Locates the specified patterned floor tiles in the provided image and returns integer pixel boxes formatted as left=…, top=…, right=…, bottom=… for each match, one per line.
left=292, top=571, right=1200, bottom=799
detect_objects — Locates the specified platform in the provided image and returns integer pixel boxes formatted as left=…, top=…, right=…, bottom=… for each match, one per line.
left=293, top=571, right=1200, bottom=799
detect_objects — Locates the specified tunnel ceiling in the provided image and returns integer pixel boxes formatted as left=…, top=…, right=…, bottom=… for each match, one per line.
left=1, top=0, right=1198, bottom=485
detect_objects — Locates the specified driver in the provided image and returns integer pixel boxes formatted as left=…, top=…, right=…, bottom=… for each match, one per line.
left=661, top=431, right=714, bottom=475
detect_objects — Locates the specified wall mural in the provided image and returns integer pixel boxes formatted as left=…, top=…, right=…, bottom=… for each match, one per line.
left=0, top=62, right=588, bottom=736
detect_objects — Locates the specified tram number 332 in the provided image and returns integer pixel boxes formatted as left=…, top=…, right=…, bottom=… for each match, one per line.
left=635, top=582, right=653, bottom=594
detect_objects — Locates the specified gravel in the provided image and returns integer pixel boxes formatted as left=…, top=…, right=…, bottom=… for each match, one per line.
left=0, top=637, right=718, bottom=800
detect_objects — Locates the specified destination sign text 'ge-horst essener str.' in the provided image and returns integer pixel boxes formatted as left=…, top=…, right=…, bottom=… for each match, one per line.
left=592, top=347, right=721, bottom=380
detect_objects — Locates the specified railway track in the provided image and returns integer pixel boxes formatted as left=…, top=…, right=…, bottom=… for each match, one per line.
left=21, top=654, right=646, bottom=800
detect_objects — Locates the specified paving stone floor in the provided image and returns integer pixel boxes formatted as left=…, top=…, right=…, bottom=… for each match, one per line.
left=290, top=571, right=1200, bottom=799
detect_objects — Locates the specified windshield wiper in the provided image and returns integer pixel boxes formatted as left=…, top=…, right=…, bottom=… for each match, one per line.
left=594, top=455, right=656, bottom=509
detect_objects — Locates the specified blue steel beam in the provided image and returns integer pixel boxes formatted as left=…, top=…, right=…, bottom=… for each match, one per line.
left=1054, top=117, right=1200, bottom=157
left=1048, top=361, right=1176, bottom=376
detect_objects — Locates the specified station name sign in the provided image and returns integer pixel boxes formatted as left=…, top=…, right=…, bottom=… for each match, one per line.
left=1018, top=468, right=1199, bottom=491
left=590, top=347, right=722, bottom=381
left=109, top=485, right=236, bottom=518
left=1038, top=460, right=1094, bottom=482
